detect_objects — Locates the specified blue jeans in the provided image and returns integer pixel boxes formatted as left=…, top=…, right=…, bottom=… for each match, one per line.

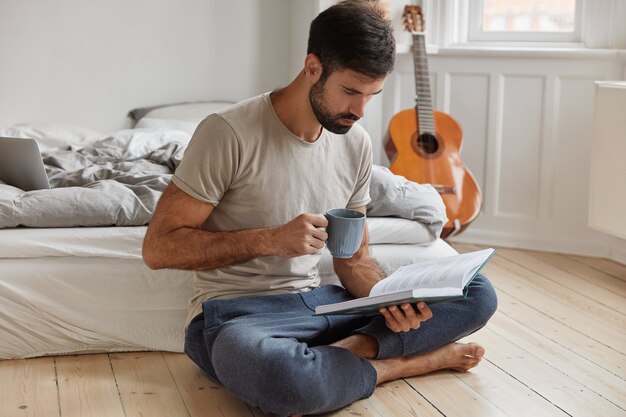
left=185, top=274, right=497, bottom=416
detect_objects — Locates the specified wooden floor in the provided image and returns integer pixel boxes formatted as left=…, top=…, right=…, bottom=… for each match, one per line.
left=1, top=245, right=625, bottom=417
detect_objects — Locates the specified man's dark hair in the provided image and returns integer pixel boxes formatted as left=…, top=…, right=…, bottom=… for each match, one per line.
left=307, top=0, right=395, bottom=81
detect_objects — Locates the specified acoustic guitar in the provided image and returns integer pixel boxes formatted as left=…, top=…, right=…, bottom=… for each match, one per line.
left=385, top=5, right=482, bottom=239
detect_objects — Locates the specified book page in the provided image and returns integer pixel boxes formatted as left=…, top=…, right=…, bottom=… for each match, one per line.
left=369, top=249, right=495, bottom=297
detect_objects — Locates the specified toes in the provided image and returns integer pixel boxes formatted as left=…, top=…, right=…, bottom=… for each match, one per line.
left=466, top=354, right=482, bottom=367
left=464, top=355, right=481, bottom=366
left=463, top=343, right=485, bottom=358
left=448, top=344, right=484, bottom=372
left=450, top=356, right=481, bottom=372
left=473, top=345, right=485, bottom=357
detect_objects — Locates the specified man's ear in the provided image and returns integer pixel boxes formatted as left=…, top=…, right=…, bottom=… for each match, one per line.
left=304, top=53, right=323, bottom=80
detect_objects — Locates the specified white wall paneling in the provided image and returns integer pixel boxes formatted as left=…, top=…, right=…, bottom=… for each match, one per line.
left=498, top=74, right=544, bottom=219
left=370, top=47, right=626, bottom=262
left=447, top=73, right=489, bottom=192
left=440, top=53, right=624, bottom=262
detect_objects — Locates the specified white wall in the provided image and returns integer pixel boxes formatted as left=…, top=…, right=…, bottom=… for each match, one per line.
left=0, top=0, right=291, bottom=132
left=208, top=0, right=291, bottom=102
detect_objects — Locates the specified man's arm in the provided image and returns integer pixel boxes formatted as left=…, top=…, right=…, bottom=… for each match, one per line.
left=142, top=183, right=328, bottom=270
left=333, top=206, right=432, bottom=332
left=331, top=209, right=386, bottom=298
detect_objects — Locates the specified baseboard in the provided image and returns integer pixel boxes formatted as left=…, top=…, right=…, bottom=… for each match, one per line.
left=450, top=228, right=626, bottom=265
left=607, top=245, right=626, bottom=265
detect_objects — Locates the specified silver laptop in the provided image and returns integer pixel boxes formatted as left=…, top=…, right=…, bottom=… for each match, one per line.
left=0, top=137, right=51, bottom=191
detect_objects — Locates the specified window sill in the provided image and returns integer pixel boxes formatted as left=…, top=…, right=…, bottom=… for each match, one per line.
left=396, top=43, right=626, bottom=60
left=438, top=45, right=626, bottom=60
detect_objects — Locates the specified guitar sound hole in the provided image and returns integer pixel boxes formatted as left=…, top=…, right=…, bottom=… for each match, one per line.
left=417, top=133, right=439, bottom=154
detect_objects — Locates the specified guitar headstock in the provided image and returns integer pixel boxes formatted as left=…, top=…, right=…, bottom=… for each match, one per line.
left=402, top=5, right=424, bottom=34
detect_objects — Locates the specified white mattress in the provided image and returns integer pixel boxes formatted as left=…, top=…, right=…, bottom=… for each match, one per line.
left=0, top=217, right=435, bottom=259
left=0, top=219, right=456, bottom=359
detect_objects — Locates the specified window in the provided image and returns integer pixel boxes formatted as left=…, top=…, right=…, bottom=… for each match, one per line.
left=468, top=0, right=582, bottom=43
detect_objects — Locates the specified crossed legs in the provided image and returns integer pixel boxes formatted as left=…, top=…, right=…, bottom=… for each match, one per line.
left=184, top=274, right=497, bottom=416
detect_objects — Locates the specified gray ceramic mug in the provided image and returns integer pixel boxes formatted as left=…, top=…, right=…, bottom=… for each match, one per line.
left=325, top=208, right=366, bottom=258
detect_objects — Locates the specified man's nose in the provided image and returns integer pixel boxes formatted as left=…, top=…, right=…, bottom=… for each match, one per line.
left=350, top=96, right=368, bottom=119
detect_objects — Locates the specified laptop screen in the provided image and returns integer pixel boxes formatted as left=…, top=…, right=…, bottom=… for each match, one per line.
left=0, top=137, right=51, bottom=191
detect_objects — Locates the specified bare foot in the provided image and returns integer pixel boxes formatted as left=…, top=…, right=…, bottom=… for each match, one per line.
left=330, top=334, right=378, bottom=359
left=371, top=342, right=485, bottom=384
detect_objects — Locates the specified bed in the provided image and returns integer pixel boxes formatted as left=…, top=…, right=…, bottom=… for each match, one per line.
left=0, top=103, right=456, bottom=360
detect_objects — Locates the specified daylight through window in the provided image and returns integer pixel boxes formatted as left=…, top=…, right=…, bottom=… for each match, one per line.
left=482, top=0, right=576, bottom=32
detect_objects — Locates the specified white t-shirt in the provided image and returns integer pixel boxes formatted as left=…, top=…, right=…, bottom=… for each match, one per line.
left=172, top=92, right=372, bottom=322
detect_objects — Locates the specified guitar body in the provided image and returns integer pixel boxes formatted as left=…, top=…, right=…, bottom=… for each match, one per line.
left=387, top=109, right=482, bottom=238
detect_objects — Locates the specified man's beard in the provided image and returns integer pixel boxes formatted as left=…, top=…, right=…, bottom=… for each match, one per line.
left=309, top=79, right=360, bottom=134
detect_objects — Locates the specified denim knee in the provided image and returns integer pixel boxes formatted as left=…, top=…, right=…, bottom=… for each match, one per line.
left=211, top=322, right=375, bottom=416
left=471, top=274, right=498, bottom=328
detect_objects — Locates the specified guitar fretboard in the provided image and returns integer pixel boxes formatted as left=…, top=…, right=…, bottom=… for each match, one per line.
left=412, top=33, right=435, bottom=135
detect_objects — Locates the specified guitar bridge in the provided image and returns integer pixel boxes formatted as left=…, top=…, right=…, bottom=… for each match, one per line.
left=433, top=185, right=456, bottom=194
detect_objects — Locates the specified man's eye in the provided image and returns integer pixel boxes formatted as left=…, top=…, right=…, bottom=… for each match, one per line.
left=344, top=90, right=356, bottom=95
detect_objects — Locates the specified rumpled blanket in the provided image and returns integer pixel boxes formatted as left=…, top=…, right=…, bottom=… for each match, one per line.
left=0, top=129, right=446, bottom=238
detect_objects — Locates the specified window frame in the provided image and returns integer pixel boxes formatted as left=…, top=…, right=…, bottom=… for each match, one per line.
left=466, top=0, right=583, bottom=44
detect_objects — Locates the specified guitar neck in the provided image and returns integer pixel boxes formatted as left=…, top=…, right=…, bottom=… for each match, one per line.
left=412, top=33, right=435, bottom=135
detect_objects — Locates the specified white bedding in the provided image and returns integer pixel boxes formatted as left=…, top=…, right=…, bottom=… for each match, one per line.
left=0, top=218, right=433, bottom=260
left=0, top=133, right=445, bottom=240
left=0, top=221, right=456, bottom=359
left=0, top=227, right=146, bottom=259
left=0, top=256, right=193, bottom=358
left=0, top=123, right=105, bottom=152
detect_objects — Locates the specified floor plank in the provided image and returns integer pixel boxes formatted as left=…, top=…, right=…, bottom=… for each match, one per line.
left=450, top=344, right=571, bottom=417
left=56, top=354, right=125, bottom=417
left=480, top=256, right=626, bottom=351
left=494, top=289, right=625, bottom=379
left=322, top=379, right=444, bottom=417
left=163, top=352, right=255, bottom=417
left=109, top=351, right=191, bottom=417
left=570, top=254, right=626, bottom=282
left=472, top=328, right=625, bottom=416
left=0, top=356, right=60, bottom=417
left=488, top=312, right=626, bottom=408
left=496, top=247, right=626, bottom=312
left=526, top=250, right=626, bottom=297
left=405, top=369, right=508, bottom=417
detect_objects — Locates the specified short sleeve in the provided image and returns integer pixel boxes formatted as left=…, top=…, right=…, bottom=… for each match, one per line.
left=171, top=114, right=239, bottom=205
left=347, top=130, right=373, bottom=209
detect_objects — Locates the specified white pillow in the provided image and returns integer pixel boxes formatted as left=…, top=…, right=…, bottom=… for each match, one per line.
left=367, top=217, right=434, bottom=245
left=143, top=102, right=233, bottom=123
left=128, top=101, right=234, bottom=133
left=134, top=117, right=199, bottom=135
left=93, top=128, right=192, bottom=157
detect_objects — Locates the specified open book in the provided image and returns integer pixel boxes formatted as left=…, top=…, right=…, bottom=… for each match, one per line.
left=315, top=248, right=496, bottom=316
